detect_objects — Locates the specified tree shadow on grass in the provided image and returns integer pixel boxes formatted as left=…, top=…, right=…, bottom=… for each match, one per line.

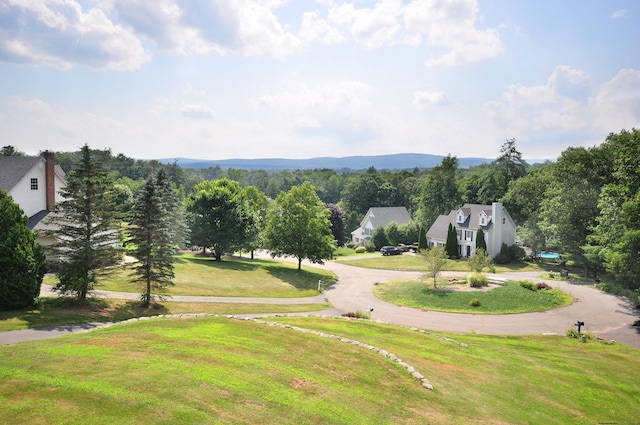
left=0, top=297, right=171, bottom=331
left=177, top=254, right=335, bottom=293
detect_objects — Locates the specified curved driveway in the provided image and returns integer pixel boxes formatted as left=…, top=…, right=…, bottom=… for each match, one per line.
left=320, top=259, right=639, bottom=349
left=2, top=254, right=639, bottom=349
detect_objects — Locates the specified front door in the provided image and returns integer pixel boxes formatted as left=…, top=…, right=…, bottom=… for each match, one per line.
left=466, top=245, right=471, bottom=258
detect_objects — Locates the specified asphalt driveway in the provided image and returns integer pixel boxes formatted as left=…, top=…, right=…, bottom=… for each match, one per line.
left=2, top=254, right=638, bottom=349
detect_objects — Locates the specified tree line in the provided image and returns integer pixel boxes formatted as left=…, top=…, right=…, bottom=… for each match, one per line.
left=2, top=128, right=639, bottom=309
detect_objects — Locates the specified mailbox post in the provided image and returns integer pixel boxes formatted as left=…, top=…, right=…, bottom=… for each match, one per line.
left=575, top=321, right=586, bottom=342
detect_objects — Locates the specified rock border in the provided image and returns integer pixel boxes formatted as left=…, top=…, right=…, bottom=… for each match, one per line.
left=75, top=313, right=441, bottom=390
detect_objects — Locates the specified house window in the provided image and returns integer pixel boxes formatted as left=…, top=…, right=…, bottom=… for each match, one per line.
left=30, top=178, right=38, bottom=190
left=502, top=218, right=506, bottom=224
left=480, top=216, right=486, bottom=226
left=465, top=230, right=473, bottom=241
left=457, top=212, right=464, bottom=223
left=457, top=229, right=462, bottom=240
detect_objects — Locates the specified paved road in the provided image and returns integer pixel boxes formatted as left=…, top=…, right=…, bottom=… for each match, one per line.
left=319, top=259, right=640, bottom=349
left=2, top=254, right=639, bottom=349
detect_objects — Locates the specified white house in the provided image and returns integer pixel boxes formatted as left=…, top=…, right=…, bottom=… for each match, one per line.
left=351, top=207, right=412, bottom=245
left=0, top=152, right=66, bottom=245
left=426, top=202, right=516, bottom=258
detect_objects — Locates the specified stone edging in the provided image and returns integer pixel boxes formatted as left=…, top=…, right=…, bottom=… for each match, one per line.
left=79, top=313, right=439, bottom=390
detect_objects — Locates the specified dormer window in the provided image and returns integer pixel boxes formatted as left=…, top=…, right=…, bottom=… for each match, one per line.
left=457, top=211, right=465, bottom=224
left=480, top=216, right=486, bottom=226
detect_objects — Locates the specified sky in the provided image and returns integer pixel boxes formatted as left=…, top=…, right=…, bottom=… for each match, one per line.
left=0, top=0, right=639, bottom=162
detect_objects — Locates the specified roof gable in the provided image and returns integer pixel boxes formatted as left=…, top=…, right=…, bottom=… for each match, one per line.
left=0, top=156, right=41, bottom=192
left=360, top=207, right=412, bottom=228
left=427, top=203, right=495, bottom=238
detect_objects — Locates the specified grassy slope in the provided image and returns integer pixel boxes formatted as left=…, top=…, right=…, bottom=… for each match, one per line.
left=1, top=316, right=637, bottom=424
left=45, top=253, right=338, bottom=298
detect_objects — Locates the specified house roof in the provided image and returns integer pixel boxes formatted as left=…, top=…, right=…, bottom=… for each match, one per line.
left=0, top=156, right=41, bottom=192
left=0, top=155, right=66, bottom=194
left=360, top=207, right=412, bottom=228
left=426, top=203, right=494, bottom=240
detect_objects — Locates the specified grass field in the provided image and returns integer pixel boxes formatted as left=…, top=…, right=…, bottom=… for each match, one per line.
left=1, top=316, right=637, bottom=424
left=374, top=279, right=573, bottom=313
left=337, top=253, right=555, bottom=273
left=0, top=297, right=330, bottom=332
left=45, top=253, right=338, bottom=298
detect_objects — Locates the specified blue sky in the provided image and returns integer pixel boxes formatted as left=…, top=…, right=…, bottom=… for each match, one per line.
left=1, top=0, right=638, bottom=161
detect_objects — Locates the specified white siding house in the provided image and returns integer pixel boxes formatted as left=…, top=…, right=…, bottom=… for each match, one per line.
left=426, top=202, right=516, bottom=258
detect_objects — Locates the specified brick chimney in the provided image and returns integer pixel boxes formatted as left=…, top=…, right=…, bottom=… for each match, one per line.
left=44, top=151, right=55, bottom=211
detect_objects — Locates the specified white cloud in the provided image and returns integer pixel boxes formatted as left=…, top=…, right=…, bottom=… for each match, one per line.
left=413, top=90, right=449, bottom=107
left=251, top=79, right=378, bottom=144
left=611, top=9, right=626, bottom=19
left=181, top=104, right=215, bottom=119
left=0, top=0, right=149, bottom=70
left=325, top=0, right=503, bottom=65
left=485, top=66, right=640, bottom=141
left=101, top=0, right=302, bottom=58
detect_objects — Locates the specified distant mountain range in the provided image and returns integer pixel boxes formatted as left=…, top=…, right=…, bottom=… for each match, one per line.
left=157, top=153, right=503, bottom=171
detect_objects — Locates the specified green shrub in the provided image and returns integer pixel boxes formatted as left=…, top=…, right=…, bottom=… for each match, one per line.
left=566, top=329, right=580, bottom=338
left=469, top=298, right=481, bottom=307
left=467, top=272, right=488, bottom=288
left=596, top=282, right=640, bottom=306
left=355, top=246, right=366, bottom=253
left=343, top=310, right=371, bottom=319
left=519, top=281, right=536, bottom=291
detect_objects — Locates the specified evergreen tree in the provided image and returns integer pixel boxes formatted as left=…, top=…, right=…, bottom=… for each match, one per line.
left=445, top=223, right=458, bottom=259
left=47, top=145, right=120, bottom=302
left=155, top=169, right=189, bottom=249
left=129, top=174, right=177, bottom=306
left=476, top=228, right=487, bottom=251
left=417, top=225, right=427, bottom=251
left=0, top=190, right=46, bottom=310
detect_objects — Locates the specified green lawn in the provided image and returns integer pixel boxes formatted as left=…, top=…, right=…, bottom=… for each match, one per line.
left=374, top=279, right=573, bottom=313
left=337, top=253, right=553, bottom=273
left=46, top=253, right=337, bottom=298
left=0, top=297, right=329, bottom=332
left=1, top=316, right=637, bottom=424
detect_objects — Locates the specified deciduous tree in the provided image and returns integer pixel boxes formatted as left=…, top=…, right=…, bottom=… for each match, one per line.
left=420, top=247, right=447, bottom=289
left=264, top=182, right=335, bottom=270
left=0, top=190, right=46, bottom=310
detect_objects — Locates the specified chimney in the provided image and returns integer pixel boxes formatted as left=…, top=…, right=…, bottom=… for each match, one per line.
left=44, top=151, right=55, bottom=211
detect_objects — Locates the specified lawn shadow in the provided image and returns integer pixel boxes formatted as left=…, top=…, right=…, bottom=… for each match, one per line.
left=0, top=297, right=171, bottom=331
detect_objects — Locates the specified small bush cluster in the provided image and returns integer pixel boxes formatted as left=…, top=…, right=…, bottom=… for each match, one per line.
left=519, top=281, right=536, bottom=291
left=467, top=272, right=488, bottom=288
left=341, top=310, right=371, bottom=319
left=354, top=246, right=366, bottom=253
left=469, top=298, right=481, bottom=307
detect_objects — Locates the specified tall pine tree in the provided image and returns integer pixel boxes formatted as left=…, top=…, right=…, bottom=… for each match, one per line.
left=129, top=173, right=178, bottom=306
left=445, top=223, right=458, bottom=259
left=476, top=228, right=487, bottom=251
left=48, top=145, right=120, bottom=302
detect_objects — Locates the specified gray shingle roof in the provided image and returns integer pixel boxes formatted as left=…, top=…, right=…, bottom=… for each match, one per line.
left=361, top=207, right=412, bottom=228
left=426, top=203, right=494, bottom=240
left=0, top=156, right=41, bottom=192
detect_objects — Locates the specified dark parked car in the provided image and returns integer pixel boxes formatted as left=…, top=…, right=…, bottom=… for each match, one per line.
left=380, top=246, right=402, bottom=256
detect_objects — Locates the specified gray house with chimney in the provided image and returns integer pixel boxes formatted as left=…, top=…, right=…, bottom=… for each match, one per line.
left=426, top=202, right=516, bottom=258
left=351, top=207, right=412, bottom=245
